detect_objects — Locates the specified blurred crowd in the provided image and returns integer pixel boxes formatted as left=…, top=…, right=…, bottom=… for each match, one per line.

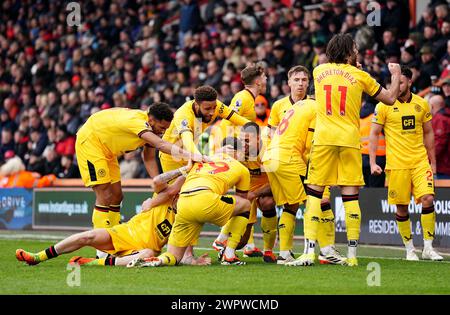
left=0, top=0, right=449, bottom=180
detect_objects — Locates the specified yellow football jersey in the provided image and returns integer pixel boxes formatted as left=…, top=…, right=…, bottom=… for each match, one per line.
left=181, top=155, right=251, bottom=195
left=122, top=200, right=176, bottom=252
left=268, top=95, right=296, bottom=128
left=372, top=93, right=432, bottom=170
left=262, top=100, right=317, bottom=171
left=76, top=108, right=152, bottom=157
left=313, top=63, right=381, bottom=148
left=219, top=89, right=257, bottom=138
left=161, top=100, right=249, bottom=159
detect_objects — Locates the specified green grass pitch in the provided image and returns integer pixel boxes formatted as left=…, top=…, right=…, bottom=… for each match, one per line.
left=2, top=232, right=450, bottom=295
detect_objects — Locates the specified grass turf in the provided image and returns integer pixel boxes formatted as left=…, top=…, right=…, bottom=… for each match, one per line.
left=2, top=234, right=450, bottom=295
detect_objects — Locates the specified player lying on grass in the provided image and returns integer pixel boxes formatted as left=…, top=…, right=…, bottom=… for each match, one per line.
left=15, top=161, right=211, bottom=267
left=128, top=138, right=252, bottom=267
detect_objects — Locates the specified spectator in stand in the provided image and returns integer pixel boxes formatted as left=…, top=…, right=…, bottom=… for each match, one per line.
left=0, top=127, right=15, bottom=163
left=55, top=125, right=76, bottom=157
left=119, top=151, right=141, bottom=179
left=254, top=95, right=270, bottom=127
left=55, top=155, right=80, bottom=179
left=429, top=93, right=450, bottom=178
left=420, top=45, right=441, bottom=78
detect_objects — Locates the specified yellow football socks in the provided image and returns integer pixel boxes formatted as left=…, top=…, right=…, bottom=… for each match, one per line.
left=278, top=210, right=296, bottom=251
left=261, top=210, right=277, bottom=251
left=226, top=215, right=249, bottom=250
left=318, top=202, right=335, bottom=249
left=395, top=213, right=412, bottom=243
left=421, top=205, right=436, bottom=241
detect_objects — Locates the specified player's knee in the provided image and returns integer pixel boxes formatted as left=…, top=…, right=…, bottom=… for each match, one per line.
left=421, top=194, right=434, bottom=207
left=238, top=199, right=251, bottom=212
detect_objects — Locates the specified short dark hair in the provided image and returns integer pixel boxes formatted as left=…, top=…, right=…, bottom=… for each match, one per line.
left=221, top=136, right=242, bottom=151
left=242, top=122, right=260, bottom=135
left=194, top=85, right=217, bottom=103
left=400, top=65, right=413, bottom=79
left=326, top=33, right=355, bottom=64
left=241, top=63, right=265, bottom=85
left=288, top=65, right=310, bottom=79
left=147, top=102, right=174, bottom=122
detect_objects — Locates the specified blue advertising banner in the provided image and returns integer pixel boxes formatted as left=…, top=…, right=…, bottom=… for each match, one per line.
left=0, top=188, right=33, bottom=230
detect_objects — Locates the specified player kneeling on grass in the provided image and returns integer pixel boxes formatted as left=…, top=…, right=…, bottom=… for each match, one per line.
left=129, top=139, right=252, bottom=267
left=213, top=124, right=278, bottom=263
left=369, top=66, right=443, bottom=261
left=16, top=161, right=211, bottom=267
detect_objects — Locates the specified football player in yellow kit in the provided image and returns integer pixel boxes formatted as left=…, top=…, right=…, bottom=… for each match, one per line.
left=212, top=123, right=278, bottom=263
left=218, top=63, right=267, bottom=138
left=75, top=102, right=206, bottom=258
left=16, top=161, right=210, bottom=267
left=159, top=85, right=249, bottom=173
left=288, top=33, right=401, bottom=267
left=370, top=66, right=442, bottom=261
left=268, top=65, right=310, bottom=138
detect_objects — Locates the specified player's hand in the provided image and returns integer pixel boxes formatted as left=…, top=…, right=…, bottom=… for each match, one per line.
left=356, top=62, right=363, bottom=70
left=141, top=197, right=153, bottom=212
left=370, top=163, right=383, bottom=176
left=388, top=63, right=401, bottom=76
left=201, top=154, right=212, bottom=162
left=216, top=144, right=235, bottom=156
left=247, top=191, right=257, bottom=201
left=192, top=253, right=211, bottom=266
left=191, top=153, right=204, bottom=163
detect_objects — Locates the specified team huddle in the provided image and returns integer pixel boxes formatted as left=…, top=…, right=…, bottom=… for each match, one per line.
left=16, top=34, right=443, bottom=269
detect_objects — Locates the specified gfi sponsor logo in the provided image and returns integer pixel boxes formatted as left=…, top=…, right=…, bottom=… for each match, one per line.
left=156, top=219, right=172, bottom=237
left=401, top=115, right=415, bottom=130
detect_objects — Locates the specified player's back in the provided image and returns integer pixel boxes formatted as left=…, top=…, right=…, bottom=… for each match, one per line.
left=313, top=63, right=381, bottom=148
left=181, top=155, right=250, bottom=195
left=127, top=200, right=176, bottom=251
left=77, top=108, right=150, bottom=156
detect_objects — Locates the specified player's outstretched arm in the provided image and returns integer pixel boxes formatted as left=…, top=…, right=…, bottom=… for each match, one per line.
left=140, top=162, right=192, bottom=212
left=140, top=131, right=205, bottom=163
left=374, top=63, right=401, bottom=105
left=369, top=123, right=383, bottom=176
left=423, top=120, right=437, bottom=174
left=142, top=145, right=159, bottom=180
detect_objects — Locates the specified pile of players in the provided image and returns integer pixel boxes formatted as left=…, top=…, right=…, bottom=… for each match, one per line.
left=16, top=34, right=443, bottom=269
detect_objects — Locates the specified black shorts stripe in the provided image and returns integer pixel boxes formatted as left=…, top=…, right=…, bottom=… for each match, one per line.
left=87, top=160, right=97, bottom=182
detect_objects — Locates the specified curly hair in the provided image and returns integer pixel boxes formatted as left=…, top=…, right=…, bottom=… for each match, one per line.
left=147, top=102, right=174, bottom=121
left=326, top=33, right=355, bottom=64
left=194, top=85, right=218, bottom=103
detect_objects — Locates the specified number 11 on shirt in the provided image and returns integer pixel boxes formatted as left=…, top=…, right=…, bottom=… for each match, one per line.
left=324, top=85, right=348, bottom=116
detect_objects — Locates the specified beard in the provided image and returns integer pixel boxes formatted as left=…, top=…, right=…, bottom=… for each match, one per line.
left=399, top=89, right=408, bottom=98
